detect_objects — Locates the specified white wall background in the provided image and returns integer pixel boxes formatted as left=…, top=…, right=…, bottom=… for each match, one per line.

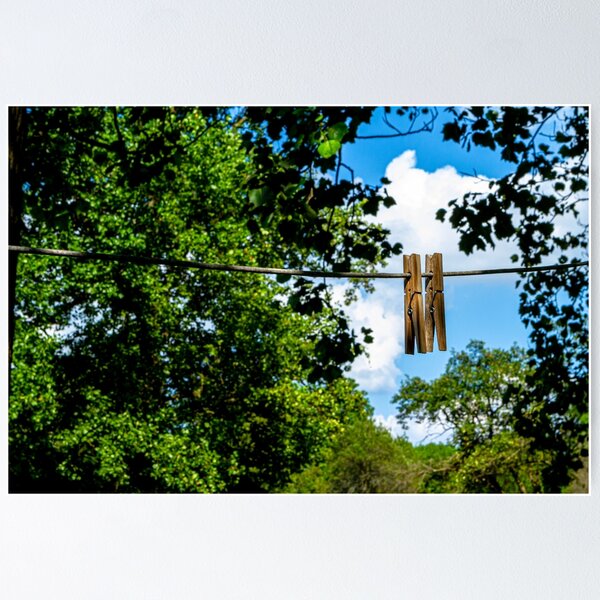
left=1, top=2, right=598, bottom=598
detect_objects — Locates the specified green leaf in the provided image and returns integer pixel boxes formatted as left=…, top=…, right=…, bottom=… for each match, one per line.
left=326, top=122, right=349, bottom=142
left=248, top=186, right=273, bottom=208
left=317, top=139, right=341, bottom=159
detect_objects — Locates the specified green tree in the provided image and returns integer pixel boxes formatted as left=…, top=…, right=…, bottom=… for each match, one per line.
left=9, top=106, right=400, bottom=492
left=10, top=106, right=588, bottom=493
left=284, top=418, right=456, bottom=493
left=409, top=442, right=457, bottom=493
left=285, top=419, right=416, bottom=493
left=393, top=341, right=559, bottom=493
left=436, top=107, right=588, bottom=489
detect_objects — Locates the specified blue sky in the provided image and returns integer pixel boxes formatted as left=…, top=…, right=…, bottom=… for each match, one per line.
left=335, top=108, right=556, bottom=441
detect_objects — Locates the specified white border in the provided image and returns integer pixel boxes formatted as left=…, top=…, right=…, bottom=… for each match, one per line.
left=1, top=2, right=598, bottom=598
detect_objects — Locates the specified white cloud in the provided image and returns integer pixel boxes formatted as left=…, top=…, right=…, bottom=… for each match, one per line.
left=372, top=414, right=452, bottom=445
left=342, top=149, right=510, bottom=400
left=333, top=282, right=403, bottom=393
left=348, top=149, right=587, bottom=428
left=378, top=149, right=516, bottom=271
left=372, top=414, right=404, bottom=437
left=346, top=149, right=581, bottom=415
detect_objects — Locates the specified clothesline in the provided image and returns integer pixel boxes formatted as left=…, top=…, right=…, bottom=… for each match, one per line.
left=8, top=245, right=589, bottom=279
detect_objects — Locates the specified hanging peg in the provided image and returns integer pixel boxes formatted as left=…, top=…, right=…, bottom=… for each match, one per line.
left=425, top=252, right=447, bottom=352
left=404, top=253, right=427, bottom=354
left=411, top=254, right=427, bottom=353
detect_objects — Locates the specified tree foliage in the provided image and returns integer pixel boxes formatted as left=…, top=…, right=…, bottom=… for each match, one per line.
left=394, top=341, right=575, bottom=493
left=437, top=107, right=589, bottom=489
left=284, top=418, right=455, bottom=493
left=9, top=105, right=588, bottom=493
left=9, top=106, right=401, bottom=492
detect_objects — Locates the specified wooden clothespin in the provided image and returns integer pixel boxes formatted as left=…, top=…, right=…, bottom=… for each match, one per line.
left=425, top=253, right=447, bottom=352
left=403, top=253, right=427, bottom=354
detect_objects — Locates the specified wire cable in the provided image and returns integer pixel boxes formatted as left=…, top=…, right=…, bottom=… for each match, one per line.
left=8, top=245, right=589, bottom=279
